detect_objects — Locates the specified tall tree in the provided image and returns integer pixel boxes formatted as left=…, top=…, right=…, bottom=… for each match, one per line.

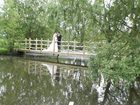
left=58, top=0, right=99, bottom=43
left=16, top=0, right=48, bottom=38
left=1, top=0, right=22, bottom=51
left=90, top=0, right=140, bottom=81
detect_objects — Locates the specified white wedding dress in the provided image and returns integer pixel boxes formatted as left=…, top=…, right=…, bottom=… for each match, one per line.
left=43, top=33, right=58, bottom=52
left=42, top=63, right=60, bottom=85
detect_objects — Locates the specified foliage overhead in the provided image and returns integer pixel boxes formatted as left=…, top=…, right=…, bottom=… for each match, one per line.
left=0, top=0, right=101, bottom=42
left=90, top=0, right=140, bottom=82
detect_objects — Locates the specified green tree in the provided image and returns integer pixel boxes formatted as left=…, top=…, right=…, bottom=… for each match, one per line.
left=90, top=0, right=140, bottom=81
left=15, top=0, right=48, bottom=38
left=1, top=0, right=22, bottom=51
left=58, top=0, right=99, bottom=43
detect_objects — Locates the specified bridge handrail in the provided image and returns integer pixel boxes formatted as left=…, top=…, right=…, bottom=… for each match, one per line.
left=14, top=38, right=97, bottom=56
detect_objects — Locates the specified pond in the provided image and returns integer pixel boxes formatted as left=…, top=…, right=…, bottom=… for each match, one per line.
left=0, top=56, right=140, bottom=105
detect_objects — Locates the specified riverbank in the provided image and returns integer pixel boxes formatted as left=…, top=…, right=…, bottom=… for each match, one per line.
left=0, top=48, right=9, bottom=55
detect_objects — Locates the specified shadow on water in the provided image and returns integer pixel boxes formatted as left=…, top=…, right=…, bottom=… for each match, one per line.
left=0, top=56, right=140, bottom=105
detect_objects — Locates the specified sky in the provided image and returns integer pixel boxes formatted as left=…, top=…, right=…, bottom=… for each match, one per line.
left=0, top=0, right=4, bottom=12
left=0, top=0, right=4, bottom=7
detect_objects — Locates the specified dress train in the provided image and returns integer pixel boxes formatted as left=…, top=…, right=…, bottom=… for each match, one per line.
left=43, top=33, right=58, bottom=52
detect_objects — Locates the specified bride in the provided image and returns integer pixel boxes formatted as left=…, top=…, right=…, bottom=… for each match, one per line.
left=43, top=33, right=58, bottom=52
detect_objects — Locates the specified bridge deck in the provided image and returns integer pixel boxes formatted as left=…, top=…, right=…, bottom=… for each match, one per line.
left=19, top=49, right=94, bottom=59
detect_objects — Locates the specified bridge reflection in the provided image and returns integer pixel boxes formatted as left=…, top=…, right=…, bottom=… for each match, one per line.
left=26, top=60, right=88, bottom=84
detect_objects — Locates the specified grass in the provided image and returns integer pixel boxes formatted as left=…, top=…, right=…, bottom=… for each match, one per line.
left=0, top=48, right=9, bottom=55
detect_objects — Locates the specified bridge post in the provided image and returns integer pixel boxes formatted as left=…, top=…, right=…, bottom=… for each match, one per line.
left=74, top=40, right=76, bottom=52
left=83, top=44, right=85, bottom=56
left=35, top=38, right=38, bottom=50
left=25, top=38, right=27, bottom=50
left=29, top=38, right=31, bottom=51
left=40, top=38, right=43, bottom=53
left=68, top=41, right=70, bottom=54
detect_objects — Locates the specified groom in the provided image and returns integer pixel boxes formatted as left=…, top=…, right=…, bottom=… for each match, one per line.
left=57, top=32, right=62, bottom=51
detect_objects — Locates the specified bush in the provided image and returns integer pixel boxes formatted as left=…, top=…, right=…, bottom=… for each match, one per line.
left=0, top=48, right=9, bottom=55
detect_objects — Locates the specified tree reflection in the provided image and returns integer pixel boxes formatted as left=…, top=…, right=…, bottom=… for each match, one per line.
left=0, top=57, right=140, bottom=105
left=91, top=72, right=140, bottom=105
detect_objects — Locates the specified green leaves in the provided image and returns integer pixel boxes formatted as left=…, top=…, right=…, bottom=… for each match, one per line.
left=0, top=0, right=101, bottom=41
left=90, top=0, right=140, bottom=83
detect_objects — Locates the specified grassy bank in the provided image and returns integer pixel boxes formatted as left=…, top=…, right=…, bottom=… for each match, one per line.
left=0, top=48, right=9, bottom=55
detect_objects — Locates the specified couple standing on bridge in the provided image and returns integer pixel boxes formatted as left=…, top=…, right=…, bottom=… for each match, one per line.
left=43, top=31, right=62, bottom=52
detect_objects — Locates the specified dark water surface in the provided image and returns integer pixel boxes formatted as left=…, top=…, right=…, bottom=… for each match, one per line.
left=0, top=56, right=140, bottom=105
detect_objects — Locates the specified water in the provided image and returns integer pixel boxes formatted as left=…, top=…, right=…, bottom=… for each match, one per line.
left=0, top=56, right=140, bottom=105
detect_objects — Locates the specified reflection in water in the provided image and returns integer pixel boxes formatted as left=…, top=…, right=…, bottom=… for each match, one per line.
left=41, top=63, right=61, bottom=85
left=0, top=56, right=140, bottom=105
left=91, top=73, right=105, bottom=103
left=90, top=73, right=140, bottom=105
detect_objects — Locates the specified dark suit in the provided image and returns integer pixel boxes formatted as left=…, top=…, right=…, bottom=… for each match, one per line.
left=57, top=34, right=62, bottom=50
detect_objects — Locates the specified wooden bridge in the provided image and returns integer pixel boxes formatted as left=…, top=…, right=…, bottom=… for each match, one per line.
left=14, top=38, right=98, bottom=66
left=14, top=38, right=95, bottom=58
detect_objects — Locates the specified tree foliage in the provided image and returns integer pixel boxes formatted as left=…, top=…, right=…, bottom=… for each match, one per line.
left=90, top=0, right=140, bottom=82
left=0, top=0, right=101, bottom=40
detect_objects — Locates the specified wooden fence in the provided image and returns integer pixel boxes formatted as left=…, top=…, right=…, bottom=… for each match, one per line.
left=14, top=38, right=95, bottom=56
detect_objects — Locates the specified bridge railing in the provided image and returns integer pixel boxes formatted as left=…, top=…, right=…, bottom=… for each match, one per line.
left=14, top=38, right=95, bottom=56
